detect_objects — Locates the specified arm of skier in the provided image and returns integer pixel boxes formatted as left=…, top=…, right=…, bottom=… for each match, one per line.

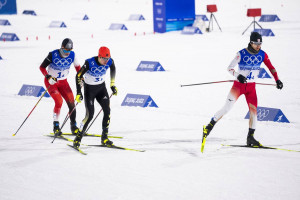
left=109, top=59, right=117, bottom=95
left=39, top=52, right=52, bottom=76
left=227, top=52, right=247, bottom=83
left=227, top=52, right=241, bottom=78
left=75, top=61, right=88, bottom=102
left=39, top=52, right=57, bottom=85
left=73, top=54, right=81, bottom=72
left=263, top=52, right=283, bottom=89
left=263, top=52, right=279, bottom=81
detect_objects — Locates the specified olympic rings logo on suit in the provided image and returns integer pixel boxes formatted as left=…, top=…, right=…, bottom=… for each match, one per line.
left=89, top=66, right=107, bottom=76
left=257, top=108, right=269, bottom=120
left=53, top=58, right=73, bottom=67
left=0, top=0, right=7, bottom=9
left=243, top=55, right=263, bottom=65
left=25, top=86, right=36, bottom=96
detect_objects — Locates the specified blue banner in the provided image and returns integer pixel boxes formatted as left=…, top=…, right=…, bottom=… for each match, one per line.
left=18, top=85, right=50, bottom=98
left=109, top=23, right=128, bottom=30
left=129, top=14, right=145, bottom=20
left=259, top=15, right=280, bottom=22
left=136, top=61, right=165, bottom=71
left=0, top=0, right=17, bottom=14
left=245, top=106, right=289, bottom=123
left=182, top=26, right=202, bottom=34
left=153, top=0, right=166, bottom=33
left=0, top=19, right=10, bottom=25
left=254, top=29, right=275, bottom=36
left=22, top=10, right=37, bottom=16
left=0, top=33, right=19, bottom=41
left=83, top=15, right=89, bottom=20
left=121, top=94, right=158, bottom=108
left=196, top=15, right=208, bottom=21
left=258, top=68, right=271, bottom=79
left=49, top=21, right=67, bottom=28
left=153, top=0, right=195, bottom=33
left=72, top=13, right=89, bottom=20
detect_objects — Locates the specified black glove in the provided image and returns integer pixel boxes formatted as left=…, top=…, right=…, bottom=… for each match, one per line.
left=45, top=74, right=57, bottom=85
left=276, top=80, right=283, bottom=90
left=76, top=91, right=83, bottom=103
left=111, top=86, right=118, bottom=96
left=237, top=74, right=247, bottom=83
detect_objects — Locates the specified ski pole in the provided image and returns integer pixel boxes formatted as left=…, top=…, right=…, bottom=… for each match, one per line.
left=85, top=93, right=113, bottom=134
left=180, top=80, right=233, bottom=87
left=51, top=101, right=78, bottom=143
left=13, top=87, right=50, bottom=136
left=60, top=83, right=84, bottom=129
left=181, top=80, right=277, bottom=87
left=61, top=101, right=79, bottom=130
left=255, top=82, right=276, bottom=86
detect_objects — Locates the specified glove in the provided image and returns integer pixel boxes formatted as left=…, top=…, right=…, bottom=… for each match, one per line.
left=79, top=78, right=84, bottom=88
left=46, top=74, right=57, bottom=85
left=111, top=86, right=118, bottom=96
left=237, top=74, right=247, bottom=83
left=76, top=91, right=83, bottom=103
left=276, top=80, right=283, bottom=90
left=110, top=81, right=118, bottom=96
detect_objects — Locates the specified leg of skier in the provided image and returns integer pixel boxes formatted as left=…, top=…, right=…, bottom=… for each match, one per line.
left=203, top=82, right=241, bottom=137
left=245, top=83, right=261, bottom=146
left=45, top=79, right=63, bottom=136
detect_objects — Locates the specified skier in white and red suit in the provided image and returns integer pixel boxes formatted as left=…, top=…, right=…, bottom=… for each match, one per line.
left=203, top=32, right=283, bottom=147
left=39, top=38, right=81, bottom=135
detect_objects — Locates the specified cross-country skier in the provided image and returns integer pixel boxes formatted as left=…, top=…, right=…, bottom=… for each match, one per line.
left=39, top=38, right=81, bottom=135
left=73, top=46, right=117, bottom=148
left=203, top=32, right=283, bottom=146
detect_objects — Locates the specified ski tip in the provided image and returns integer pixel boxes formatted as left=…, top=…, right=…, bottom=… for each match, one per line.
left=12, top=134, right=16, bottom=136
left=201, top=146, right=205, bottom=153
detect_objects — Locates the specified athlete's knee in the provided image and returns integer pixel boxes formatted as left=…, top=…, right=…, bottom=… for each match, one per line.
left=54, top=98, right=63, bottom=108
left=66, top=101, right=75, bottom=110
left=249, top=103, right=257, bottom=114
left=103, top=107, right=110, bottom=115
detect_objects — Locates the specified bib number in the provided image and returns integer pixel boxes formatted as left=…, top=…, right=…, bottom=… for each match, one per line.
left=247, top=72, right=254, bottom=80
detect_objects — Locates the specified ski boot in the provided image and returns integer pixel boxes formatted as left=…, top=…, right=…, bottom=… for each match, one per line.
left=53, top=121, right=62, bottom=136
left=73, top=131, right=83, bottom=148
left=247, top=128, right=262, bottom=147
left=203, top=119, right=216, bottom=138
left=101, top=130, right=113, bottom=146
left=70, top=122, right=79, bottom=135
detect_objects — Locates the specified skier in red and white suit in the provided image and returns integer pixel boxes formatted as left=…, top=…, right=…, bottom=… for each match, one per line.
left=39, top=38, right=81, bottom=135
left=203, top=32, right=283, bottom=146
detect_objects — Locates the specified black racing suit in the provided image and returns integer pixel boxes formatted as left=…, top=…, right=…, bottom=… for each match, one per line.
left=76, top=57, right=116, bottom=133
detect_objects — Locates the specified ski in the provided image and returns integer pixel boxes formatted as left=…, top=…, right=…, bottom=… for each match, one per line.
left=201, top=126, right=208, bottom=153
left=45, top=134, right=74, bottom=142
left=222, top=144, right=300, bottom=152
left=46, top=134, right=143, bottom=152
left=88, top=144, right=145, bottom=152
left=201, top=135, right=207, bottom=153
left=45, top=134, right=90, bottom=146
left=50, top=132, right=123, bottom=139
left=67, top=144, right=87, bottom=155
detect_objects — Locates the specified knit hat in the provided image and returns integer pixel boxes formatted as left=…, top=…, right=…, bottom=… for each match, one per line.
left=250, top=32, right=262, bottom=43
left=98, top=46, right=110, bottom=58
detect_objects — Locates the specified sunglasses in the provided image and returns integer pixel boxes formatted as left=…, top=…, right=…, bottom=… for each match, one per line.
left=62, top=48, right=72, bottom=53
left=251, top=41, right=262, bottom=45
left=100, top=57, right=110, bottom=61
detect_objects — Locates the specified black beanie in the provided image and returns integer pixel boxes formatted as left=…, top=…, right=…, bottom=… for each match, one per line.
left=250, top=32, right=262, bottom=43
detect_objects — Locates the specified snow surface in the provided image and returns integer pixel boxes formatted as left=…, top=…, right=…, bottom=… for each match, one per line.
left=1, top=0, right=300, bottom=199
